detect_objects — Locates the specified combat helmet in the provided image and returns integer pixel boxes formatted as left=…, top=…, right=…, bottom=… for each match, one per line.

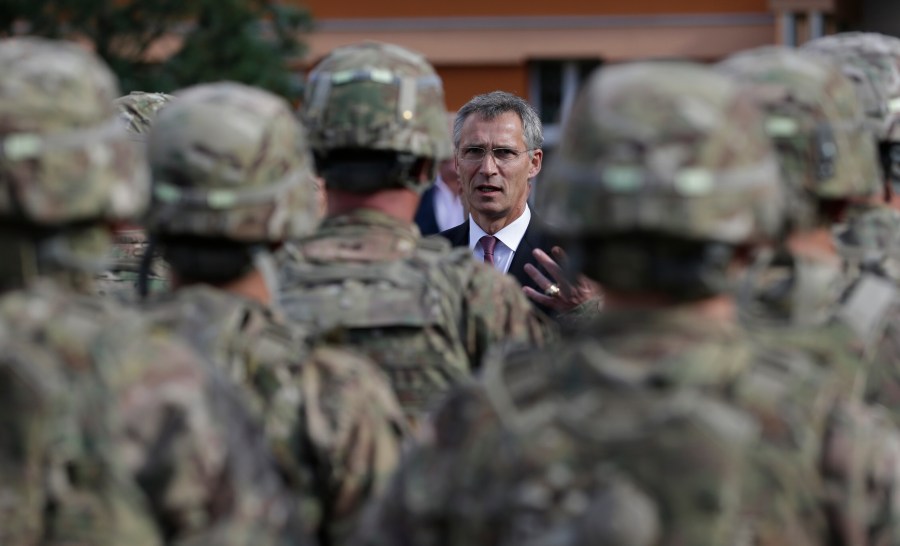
left=302, top=41, right=452, bottom=193
left=718, top=46, right=883, bottom=231
left=0, top=38, right=149, bottom=225
left=537, top=62, right=784, bottom=298
left=145, top=82, right=319, bottom=243
left=115, top=91, right=175, bottom=138
left=805, top=32, right=900, bottom=187
left=804, top=33, right=900, bottom=141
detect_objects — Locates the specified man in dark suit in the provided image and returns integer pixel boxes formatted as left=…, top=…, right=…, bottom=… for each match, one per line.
left=415, top=157, right=465, bottom=235
left=440, top=91, right=600, bottom=316
left=416, top=113, right=465, bottom=236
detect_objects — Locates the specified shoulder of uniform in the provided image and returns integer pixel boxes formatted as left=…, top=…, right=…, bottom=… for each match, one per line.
left=839, top=272, right=900, bottom=350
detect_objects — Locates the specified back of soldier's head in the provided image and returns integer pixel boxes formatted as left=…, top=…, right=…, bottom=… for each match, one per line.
left=302, top=41, right=452, bottom=194
left=0, top=38, right=149, bottom=228
left=145, top=82, right=318, bottom=282
left=718, top=46, right=882, bottom=231
left=538, top=62, right=784, bottom=300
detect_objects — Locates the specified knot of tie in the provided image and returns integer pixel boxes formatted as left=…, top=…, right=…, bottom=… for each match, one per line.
left=480, top=235, right=498, bottom=266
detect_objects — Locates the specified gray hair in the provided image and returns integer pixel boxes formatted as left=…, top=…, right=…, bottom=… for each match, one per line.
left=453, top=91, right=543, bottom=151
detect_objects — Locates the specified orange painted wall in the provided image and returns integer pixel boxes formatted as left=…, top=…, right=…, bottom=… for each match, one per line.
left=298, top=0, right=769, bottom=19
left=436, top=65, right=528, bottom=110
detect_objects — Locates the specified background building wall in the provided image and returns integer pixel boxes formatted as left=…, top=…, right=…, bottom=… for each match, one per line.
left=296, top=0, right=776, bottom=138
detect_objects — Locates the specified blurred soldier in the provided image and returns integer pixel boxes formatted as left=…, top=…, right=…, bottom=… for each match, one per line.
left=358, top=62, right=801, bottom=545
left=278, top=42, right=555, bottom=424
left=803, top=33, right=900, bottom=282
left=140, top=81, right=408, bottom=545
left=0, top=38, right=310, bottom=545
left=719, top=46, right=900, bottom=545
left=802, top=35, right=900, bottom=452
left=94, top=91, right=174, bottom=300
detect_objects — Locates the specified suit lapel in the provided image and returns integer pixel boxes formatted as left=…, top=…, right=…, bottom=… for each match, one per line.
left=508, top=220, right=539, bottom=290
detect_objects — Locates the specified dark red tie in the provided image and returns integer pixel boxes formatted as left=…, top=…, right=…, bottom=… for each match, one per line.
left=480, top=235, right=497, bottom=266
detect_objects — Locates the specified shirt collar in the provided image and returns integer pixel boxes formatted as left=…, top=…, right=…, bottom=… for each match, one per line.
left=468, top=204, right=531, bottom=251
left=434, top=175, right=456, bottom=199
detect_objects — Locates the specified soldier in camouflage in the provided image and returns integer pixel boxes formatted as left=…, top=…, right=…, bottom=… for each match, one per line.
left=718, top=46, right=900, bottom=545
left=358, top=62, right=812, bottom=545
left=803, top=33, right=900, bottom=283
left=140, top=81, right=408, bottom=545
left=94, top=91, right=174, bottom=300
left=0, top=38, right=310, bottom=545
left=277, top=41, right=555, bottom=425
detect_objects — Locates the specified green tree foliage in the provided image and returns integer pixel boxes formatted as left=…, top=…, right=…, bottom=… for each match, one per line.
left=0, top=0, right=311, bottom=99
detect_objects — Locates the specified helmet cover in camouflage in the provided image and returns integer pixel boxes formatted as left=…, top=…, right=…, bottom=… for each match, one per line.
left=718, top=46, right=883, bottom=229
left=538, top=61, right=784, bottom=245
left=303, top=41, right=452, bottom=167
left=146, top=82, right=319, bottom=243
left=0, top=38, right=149, bottom=225
left=114, top=91, right=175, bottom=139
left=803, top=34, right=900, bottom=141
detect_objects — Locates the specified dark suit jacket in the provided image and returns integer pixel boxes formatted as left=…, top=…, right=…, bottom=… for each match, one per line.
left=414, top=186, right=441, bottom=236
left=438, top=214, right=563, bottom=315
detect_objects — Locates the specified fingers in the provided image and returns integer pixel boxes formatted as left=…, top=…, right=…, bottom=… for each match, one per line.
left=531, top=248, right=565, bottom=285
left=523, top=286, right=561, bottom=309
left=524, top=263, right=555, bottom=293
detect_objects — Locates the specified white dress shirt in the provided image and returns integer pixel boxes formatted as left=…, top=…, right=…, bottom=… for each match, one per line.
left=468, top=205, right=532, bottom=274
left=433, top=176, right=465, bottom=233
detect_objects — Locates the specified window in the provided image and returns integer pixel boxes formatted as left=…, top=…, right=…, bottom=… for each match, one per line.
left=528, top=59, right=603, bottom=147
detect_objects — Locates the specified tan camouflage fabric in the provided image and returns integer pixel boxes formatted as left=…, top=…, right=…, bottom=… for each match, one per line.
left=538, top=61, right=784, bottom=243
left=142, top=284, right=408, bottom=544
left=94, top=228, right=170, bottom=301
left=0, top=38, right=149, bottom=224
left=115, top=91, right=175, bottom=138
left=146, top=82, right=319, bottom=243
left=718, top=46, right=884, bottom=222
left=94, top=92, right=173, bottom=300
left=361, top=304, right=900, bottom=545
left=835, top=205, right=900, bottom=284
left=738, top=252, right=900, bottom=543
left=278, top=209, right=556, bottom=423
left=304, top=41, right=452, bottom=162
left=804, top=32, right=900, bottom=142
left=0, top=280, right=311, bottom=545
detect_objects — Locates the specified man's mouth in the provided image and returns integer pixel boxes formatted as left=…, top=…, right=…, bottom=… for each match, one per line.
left=476, top=184, right=502, bottom=194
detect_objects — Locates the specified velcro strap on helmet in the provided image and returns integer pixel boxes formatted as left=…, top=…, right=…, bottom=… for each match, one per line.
left=0, top=118, right=124, bottom=161
left=153, top=169, right=307, bottom=209
left=306, top=68, right=442, bottom=125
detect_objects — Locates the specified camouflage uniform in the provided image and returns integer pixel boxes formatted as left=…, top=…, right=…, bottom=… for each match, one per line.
left=141, top=82, right=408, bottom=545
left=95, top=91, right=174, bottom=300
left=0, top=38, right=309, bottom=545
left=803, top=33, right=900, bottom=284
left=720, top=46, right=900, bottom=544
left=279, top=42, right=555, bottom=422
left=359, top=62, right=808, bottom=545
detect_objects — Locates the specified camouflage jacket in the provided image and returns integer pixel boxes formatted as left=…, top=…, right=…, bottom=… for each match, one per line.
left=357, top=309, right=763, bottom=546
left=143, top=284, right=407, bottom=545
left=835, top=204, right=900, bottom=284
left=277, top=209, right=556, bottom=421
left=0, top=280, right=311, bottom=546
left=739, top=252, right=900, bottom=544
left=360, top=305, right=900, bottom=545
left=94, top=228, right=170, bottom=302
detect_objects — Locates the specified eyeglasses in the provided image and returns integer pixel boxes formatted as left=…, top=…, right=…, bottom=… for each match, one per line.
left=457, top=146, right=532, bottom=164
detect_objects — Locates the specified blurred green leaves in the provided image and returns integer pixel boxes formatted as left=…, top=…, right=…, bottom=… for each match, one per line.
left=0, top=0, right=311, bottom=100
